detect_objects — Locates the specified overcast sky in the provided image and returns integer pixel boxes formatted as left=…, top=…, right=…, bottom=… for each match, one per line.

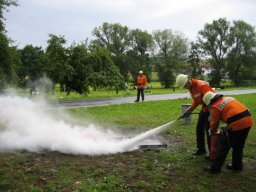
left=4, top=0, right=256, bottom=49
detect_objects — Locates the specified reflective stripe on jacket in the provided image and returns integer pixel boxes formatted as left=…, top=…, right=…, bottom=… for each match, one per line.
left=210, top=97, right=253, bottom=132
left=137, top=74, right=147, bottom=89
left=188, top=79, right=215, bottom=112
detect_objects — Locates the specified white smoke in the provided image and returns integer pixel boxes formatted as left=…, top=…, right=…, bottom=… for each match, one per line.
left=0, top=95, right=167, bottom=155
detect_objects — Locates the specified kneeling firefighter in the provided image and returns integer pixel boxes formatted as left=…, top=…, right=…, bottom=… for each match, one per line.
left=202, top=91, right=253, bottom=173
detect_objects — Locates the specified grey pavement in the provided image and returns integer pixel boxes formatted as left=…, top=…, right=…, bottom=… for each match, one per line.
left=51, top=89, right=256, bottom=109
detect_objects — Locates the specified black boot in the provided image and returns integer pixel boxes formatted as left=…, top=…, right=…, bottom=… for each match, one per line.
left=192, top=150, right=206, bottom=156
left=226, top=163, right=243, bottom=171
left=203, top=166, right=220, bottom=174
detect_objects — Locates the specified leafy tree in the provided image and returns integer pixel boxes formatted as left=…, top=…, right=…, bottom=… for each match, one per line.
left=198, top=18, right=230, bottom=86
left=112, top=53, right=129, bottom=81
left=8, top=45, right=21, bottom=83
left=0, top=34, right=20, bottom=90
left=92, top=22, right=130, bottom=55
left=188, top=42, right=203, bottom=78
left=0, top=0, right=18, bottom=91
left=45, top=34, right=70, bottom=91
left=19, top=45, right=46, bottom=87
left=92, top=22, right=131, bottom=80
left=153, top=29, right=189, bottom=88
left=226, top=20, right=256, bottom=86
left=0, top=0, right=18, bottom=32
left=65, top=42, right=90, bottom=95
left=130, top=29, right=153, bottom=56
left=45, top=34, right=123, bottom=95
left=86, top=45, right=124, bottom=91
left=129, top=29, right=153, bottom=83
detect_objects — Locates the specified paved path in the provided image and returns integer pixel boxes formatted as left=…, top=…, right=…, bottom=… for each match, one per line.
left=51, top=89, right=256, bottom=109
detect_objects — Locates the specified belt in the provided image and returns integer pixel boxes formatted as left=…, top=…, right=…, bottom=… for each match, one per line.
left=227, top=110, right=251, bottom=124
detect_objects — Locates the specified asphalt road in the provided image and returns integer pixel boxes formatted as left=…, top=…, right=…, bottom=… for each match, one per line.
left=51, top=89, right=256, bottom=109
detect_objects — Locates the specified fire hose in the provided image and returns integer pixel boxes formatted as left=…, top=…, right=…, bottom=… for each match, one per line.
left=127, top=98, right=204, bottom=150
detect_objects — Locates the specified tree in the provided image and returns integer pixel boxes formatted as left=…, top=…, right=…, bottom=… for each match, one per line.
left=153, top=29, right=189, bottom=88
left=45, top=34, right=124, bottom=95
left=65, top=42, right=90, bottom=95
left=198, top=18, right=230, bottom=86
left=0, top=0, right=18, bottom=91
left=86, top=45, right=124, bottom=91
left=0, top=0, right=18, bottom=32
left=19, top=45, right=46, bottom=87
left=188, top=42, right=203, bottom=78
left=226, top=20, right=256, bottom=86
left=45, top=34, right=70, bottom=91
left=129, top=29, right=154, bottom=83
left=0, top=34, right=20, bottom=90
left=92, top=22, right=131, bottom=80
left=92, top=22, right=130, bottom=55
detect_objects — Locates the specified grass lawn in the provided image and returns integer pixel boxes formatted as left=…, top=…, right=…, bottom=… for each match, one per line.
left=0, top=94, right=255, bottom=191
left=50, top=85, right=255, bottom=101
left=20, top=80, right=256, bottom=101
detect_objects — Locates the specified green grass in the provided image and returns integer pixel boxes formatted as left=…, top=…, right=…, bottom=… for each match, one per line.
left=20, top=80, right=256, bottom=101
left=0, top=94, right=255, bottom=191
left=51, top=85, right=255, bottom=101
left=21, top=81, right=179, bottom=101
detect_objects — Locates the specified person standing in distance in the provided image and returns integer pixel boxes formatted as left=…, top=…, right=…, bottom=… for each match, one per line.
left=202, top=91, right=253, bottom=173
left=176, top=74, right=215, bottom=156
left=135, top=70, right=148, bottom=102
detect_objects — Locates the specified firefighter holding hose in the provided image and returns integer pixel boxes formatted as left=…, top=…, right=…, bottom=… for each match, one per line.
left=202, top=91, right=253, bottom=173
left=176, top=74, right=215, bottom=157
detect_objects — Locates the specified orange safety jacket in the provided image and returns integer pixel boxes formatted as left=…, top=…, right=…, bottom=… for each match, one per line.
left=188, top=79, right=215, bottom=112
left=209, top=97, right=253, bottom=132
left=137, top=74, right=147, bottom=89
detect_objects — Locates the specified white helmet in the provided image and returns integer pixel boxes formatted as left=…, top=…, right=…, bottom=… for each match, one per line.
left=176, top=74, right=188, bottom=88
left=139, top=70, right=143, bottom=74
left=203, top=91, right=217, bottom=105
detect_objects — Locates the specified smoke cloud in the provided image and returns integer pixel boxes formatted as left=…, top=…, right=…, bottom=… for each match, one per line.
left=0, top=95, right=165, bottom=155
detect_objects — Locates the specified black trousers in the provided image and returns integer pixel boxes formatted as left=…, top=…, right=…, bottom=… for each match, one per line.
left=196, top=111, right=210, bottom=152
left=211, top=127, right=251, bottom=171
left=136, top=88, right=144, bottom=101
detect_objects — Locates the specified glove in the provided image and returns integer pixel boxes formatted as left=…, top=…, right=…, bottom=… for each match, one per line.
left=182, top=107, right=193, bottom=118
left=208, top=129, right=217, bottom=136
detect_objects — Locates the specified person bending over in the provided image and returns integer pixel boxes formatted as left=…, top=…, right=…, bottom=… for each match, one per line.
left=202, top=91, right=253, bottom=174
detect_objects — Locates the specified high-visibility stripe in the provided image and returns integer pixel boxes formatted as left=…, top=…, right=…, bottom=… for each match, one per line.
left=217, top=97, right=234, bottom=110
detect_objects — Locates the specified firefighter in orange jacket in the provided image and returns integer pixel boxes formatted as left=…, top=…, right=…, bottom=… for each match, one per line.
left=134, top=70, right=148, bottom=102
left=176, top=74, right=215, bottom=156
left=203, top=91, right=253, bottom=173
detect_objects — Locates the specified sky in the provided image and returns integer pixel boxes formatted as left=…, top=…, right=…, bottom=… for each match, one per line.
left=4, top=0, right=256, bottom=49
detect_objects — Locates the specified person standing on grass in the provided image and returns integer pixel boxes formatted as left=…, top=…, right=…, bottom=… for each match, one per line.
left=202, top=91, right=253, bottom=174
left=135, top=70, right=148, bottom=102
left=176, top=74, right=215, bottom=157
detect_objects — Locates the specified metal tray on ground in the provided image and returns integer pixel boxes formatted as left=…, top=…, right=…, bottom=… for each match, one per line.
left=137, top=136, right=167, bottom=149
